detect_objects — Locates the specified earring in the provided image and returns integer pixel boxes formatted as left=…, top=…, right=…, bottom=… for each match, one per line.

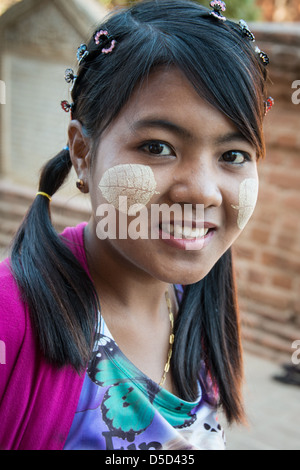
left=76, top=179, right=85, bottom=191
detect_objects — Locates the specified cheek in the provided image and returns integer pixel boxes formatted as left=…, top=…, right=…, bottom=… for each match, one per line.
left=231, top=178, right=259, bottom=230
left=98, top=164, right=160, bottom=215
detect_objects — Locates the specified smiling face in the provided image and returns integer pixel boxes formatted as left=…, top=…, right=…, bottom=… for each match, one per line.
left=76, top=67, right=258, bottom=285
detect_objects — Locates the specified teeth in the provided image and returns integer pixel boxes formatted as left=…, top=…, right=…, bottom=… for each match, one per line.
left=161, top=223, right=173, bottom=233
left=177, top=225, right=192, bottom=238
left=161, top=224, right=209, bottom=239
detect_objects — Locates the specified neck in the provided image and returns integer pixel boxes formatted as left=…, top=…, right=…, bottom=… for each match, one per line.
left=83, top=220, right=179, bottom=391
left=83, top=221, right=171, bottom=322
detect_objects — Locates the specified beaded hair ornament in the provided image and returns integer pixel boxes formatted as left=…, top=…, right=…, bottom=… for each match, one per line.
left=60, top=29, right=116, bottom=114
left=61, top=1, right=274, bottom=117
left=209, top=1, right=274, bottom=115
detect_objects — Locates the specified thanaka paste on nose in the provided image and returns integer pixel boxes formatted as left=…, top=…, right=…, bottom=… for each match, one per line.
left=99, top=164, right=160, bottom=215
left=231, top=178, right=259, bottom=230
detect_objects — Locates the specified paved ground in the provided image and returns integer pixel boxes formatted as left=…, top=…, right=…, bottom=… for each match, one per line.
left=220, top=352, right=300, bottom=450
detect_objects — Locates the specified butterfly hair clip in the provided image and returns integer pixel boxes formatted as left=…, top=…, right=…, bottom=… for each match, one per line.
left=255, top=46, right=270, bottom=66
left=239, top=20, right=270, bottom=66
left=61, top=100, right=73, bottom=113
left=264, top=97, right=274, bottom=115
left=239, top=20, right=255, bottom=42
left=77, top=44, right=89, bottom=65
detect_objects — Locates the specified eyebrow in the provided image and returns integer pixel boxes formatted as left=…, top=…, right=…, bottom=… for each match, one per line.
left=214, top=132, right=250, bottom=146
left=131, top=118, right=250, bottom=146
left=132, top=119, right=193, bottom=141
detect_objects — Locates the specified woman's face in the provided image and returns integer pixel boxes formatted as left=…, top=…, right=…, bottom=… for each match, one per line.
left=85, top=67, right=258, bottom=285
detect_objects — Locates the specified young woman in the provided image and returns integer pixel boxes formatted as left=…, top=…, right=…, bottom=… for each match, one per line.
left=0, top=0, right=273, bottom=450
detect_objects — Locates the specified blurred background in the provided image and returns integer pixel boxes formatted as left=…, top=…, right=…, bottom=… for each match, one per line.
left=0, top=0, right=299, bottom=450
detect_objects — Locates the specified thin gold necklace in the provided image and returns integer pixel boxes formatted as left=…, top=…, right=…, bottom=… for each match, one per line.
left=159, top=290, right=175, bottom=387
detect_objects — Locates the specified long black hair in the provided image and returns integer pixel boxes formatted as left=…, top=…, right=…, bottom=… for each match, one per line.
left=11, top=0, right=269, bottom=424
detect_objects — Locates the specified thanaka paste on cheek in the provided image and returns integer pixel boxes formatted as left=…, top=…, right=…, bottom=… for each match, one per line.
left=232, top=178, right=259, bottom=230
left=99, top=164, right=160, bottom=215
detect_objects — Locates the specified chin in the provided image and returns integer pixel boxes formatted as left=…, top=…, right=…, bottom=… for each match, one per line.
left=155, top=266, right=213, bottom=287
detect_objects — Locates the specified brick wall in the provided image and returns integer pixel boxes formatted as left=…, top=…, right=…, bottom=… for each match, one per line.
left=258, top=0, right=300, bottom=21
left=0, top=180, right=91, bottom=261
left=233, top=23, right=300, bottom=362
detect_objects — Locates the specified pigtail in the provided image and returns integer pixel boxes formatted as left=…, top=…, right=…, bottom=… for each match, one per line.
left=38, top=148, right=72, bottom=197
left=173, top=249, right=245, bottom=424
left=10, top=149, right=98, bottom=372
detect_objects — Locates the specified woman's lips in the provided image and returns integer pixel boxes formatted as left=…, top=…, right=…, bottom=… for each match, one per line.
left=157, top=222, right=217, bottom=251
left=160, top=223, right=210, bottom=239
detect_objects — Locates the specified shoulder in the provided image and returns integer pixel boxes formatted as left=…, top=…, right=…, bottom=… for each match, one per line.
left=0, top=259, right=27, bottom=397
left=0, top=258, right=25, bottom=317
left=0, top=258, right=26, bottom=344
left=60, top=222, right=90, bottom=274
left=0, top=223, right=89, bottom=348
left=60, top=222, right=87, bottom=245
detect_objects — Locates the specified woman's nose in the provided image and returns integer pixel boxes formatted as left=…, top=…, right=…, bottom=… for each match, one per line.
left=169, top=161, right=223, bottom=209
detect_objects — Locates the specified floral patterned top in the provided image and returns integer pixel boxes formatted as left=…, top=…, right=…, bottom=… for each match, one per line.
left=64, top=307, right=225, bottom=451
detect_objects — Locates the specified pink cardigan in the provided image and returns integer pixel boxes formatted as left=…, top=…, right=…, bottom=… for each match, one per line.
left=0, top=224, right=89, bottom=450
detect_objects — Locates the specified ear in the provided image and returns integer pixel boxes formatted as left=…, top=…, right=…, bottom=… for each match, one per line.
left=68, top=120, right=91, bottom=194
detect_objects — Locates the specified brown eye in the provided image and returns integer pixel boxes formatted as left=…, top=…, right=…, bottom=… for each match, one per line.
left=149, top=143, right=165, bottom=154
left=142, top=141, right=174, bottom=157
left=221, top=151, right=250, bottom=164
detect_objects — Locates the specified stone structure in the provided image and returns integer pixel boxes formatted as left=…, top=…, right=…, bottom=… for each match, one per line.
left=0, top=4, right=299, bottom=363
left=0, top=0, right=106, bottom=185
left=233, top=22, right=300, bottom=362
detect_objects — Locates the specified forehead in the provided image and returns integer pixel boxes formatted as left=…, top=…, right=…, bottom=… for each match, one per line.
left=108, top=66, right=238, bottom=139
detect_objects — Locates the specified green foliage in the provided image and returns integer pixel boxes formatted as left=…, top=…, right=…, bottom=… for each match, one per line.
left=197, top=0, right=261, bottom=21
left=98, top=0, right=261, bottom=21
